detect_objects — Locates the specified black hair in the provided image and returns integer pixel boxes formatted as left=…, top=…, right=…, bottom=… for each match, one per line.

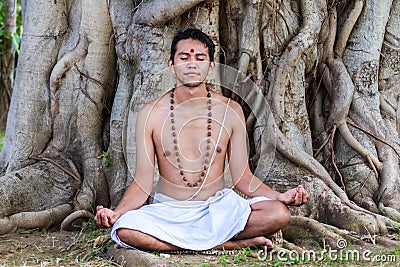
left=170, top=28, right=215, bottom=63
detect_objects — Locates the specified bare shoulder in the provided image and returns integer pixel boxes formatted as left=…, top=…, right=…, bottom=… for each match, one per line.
left=137, top=93, right=170, bottom=128
left=227, top=99, right=244, bottom=117
left=212, top=93, right=244, bottom=118
left=226, top=100, right=246, bottom=132
left=210, top=90, right=240, bottom=110
left=209, top=91, right=245, bottom=135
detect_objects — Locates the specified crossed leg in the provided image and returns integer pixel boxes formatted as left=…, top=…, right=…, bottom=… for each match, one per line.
left=116, top=200, right=290, bottom=251
left=217, top=200, right=290, bottom=249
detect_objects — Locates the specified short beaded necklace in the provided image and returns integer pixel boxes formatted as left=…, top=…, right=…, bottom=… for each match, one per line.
left=169, top=86, right=212, bottom=187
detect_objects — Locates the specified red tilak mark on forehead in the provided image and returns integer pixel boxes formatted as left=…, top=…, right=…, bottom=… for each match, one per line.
left=190, top=48, right=195, bottom=54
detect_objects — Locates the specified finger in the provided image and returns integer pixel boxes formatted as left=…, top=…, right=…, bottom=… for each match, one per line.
left=96, top=205, right=104, bottom=212
left=94, top=214, right=100, bottom=226
left=299, top=188, right=310, bottom=203
left=289, top=192, right=296, bottom=202
left=295, top=192, right=303, bottom=206
left=95, top=216, right=106, bottom=228
left=94, top=210, right=104, bottom=223
left=101, top=213, right=110, bottom=228
left=109, top=215, right=118, bottom=225
left=301, top=191, right=309, bottom=203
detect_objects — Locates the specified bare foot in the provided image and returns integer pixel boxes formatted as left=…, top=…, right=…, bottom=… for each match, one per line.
left=215, top=236, right=273, bottom=250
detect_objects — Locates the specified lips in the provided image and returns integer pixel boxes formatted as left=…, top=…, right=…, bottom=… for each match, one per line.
left=184, top=72, right=200, bottom=76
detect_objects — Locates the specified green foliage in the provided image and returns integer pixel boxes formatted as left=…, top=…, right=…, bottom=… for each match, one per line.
left=218, top=254, right=230, bottom=266
left=233, top=247, right=254, bottom=262
left=97, top=151, right=110, bottom=167
left=0, top=130, right=4, bottom=152
left=0, top=1, right=23, bottom=55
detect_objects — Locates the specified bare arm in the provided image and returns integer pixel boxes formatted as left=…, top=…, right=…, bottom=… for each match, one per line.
left=227, top=102, right=309, bottom=205
left=95, top=104, right=156, bottom=227
left=115, top=103, right=156, bottom=212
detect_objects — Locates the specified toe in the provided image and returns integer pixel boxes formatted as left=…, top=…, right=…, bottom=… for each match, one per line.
left=265, top=238, right=274, bottom=248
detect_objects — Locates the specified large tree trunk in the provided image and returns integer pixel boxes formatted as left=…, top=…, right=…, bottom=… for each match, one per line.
left=1, top=0, right=399, bottom=252
left=0, top=0, right=115, bottom=231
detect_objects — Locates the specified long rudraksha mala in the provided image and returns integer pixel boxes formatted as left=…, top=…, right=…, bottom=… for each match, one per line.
left=169, top=86, right=212, bottom=187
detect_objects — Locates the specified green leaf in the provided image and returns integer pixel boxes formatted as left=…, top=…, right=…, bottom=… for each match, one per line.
left=97, top=151, right=110, bottom=167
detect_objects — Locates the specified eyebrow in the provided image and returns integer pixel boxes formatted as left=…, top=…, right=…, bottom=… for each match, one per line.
left=177, top=52, right=207, bottom=57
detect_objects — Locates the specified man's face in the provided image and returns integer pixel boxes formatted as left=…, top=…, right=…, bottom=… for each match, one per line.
left=168, top=38, right=215, bottom=87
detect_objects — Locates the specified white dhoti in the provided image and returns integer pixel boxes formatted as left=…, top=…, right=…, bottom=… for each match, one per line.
left=111, top=188, right=269, bottom=250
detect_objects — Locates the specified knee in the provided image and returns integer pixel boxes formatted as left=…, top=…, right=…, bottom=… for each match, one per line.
left=117, top=228, right=129, bottom=243
left=271, top=201, right=291, bottom=227
left=117, top=228, right=140, bottom=245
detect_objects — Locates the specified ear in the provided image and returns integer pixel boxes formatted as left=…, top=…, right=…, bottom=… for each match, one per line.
left=208, top=61, right=215, bottom=74
left=168, top=59, right=175, bottom=74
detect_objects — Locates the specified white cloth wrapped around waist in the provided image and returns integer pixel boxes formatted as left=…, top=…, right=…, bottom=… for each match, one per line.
left=111, top=188, right=269, bottom=250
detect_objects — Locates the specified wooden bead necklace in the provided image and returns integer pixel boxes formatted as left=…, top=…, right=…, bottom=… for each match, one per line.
left=169, top=86, right=212, bottom=187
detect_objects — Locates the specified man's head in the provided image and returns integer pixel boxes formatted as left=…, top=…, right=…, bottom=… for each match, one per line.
left=168, top=29, right=216, bottom=88
left=170, top=28, right=215, bottom=64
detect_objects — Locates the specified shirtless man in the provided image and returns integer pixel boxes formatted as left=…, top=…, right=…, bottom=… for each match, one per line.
left=95, top=28, right=309, bottom=251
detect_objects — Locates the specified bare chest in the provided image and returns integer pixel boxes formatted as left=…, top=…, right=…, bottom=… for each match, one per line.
left=153, top=112, right=228, bottom=162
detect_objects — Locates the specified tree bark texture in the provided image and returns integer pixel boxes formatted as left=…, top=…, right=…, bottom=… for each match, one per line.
left=0, top=0, right=400, bottom=250
left=0, top=0, right=17, bottom=130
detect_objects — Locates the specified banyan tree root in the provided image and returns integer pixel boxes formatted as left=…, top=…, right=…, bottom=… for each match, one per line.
left=314, top=189, right=393, bottom=235
left=49, top=33, right=89, bottom=121
left=283, top=216, right=356, bottom=248
left=133, top=0, right=204, bottom=26
left=107, top=244, right=168, bottom=267
left=0, top=204, right=72, bottom=235
left=283, top=216, right=400, bottom=250
left=61, top=209, right=94, bottom=231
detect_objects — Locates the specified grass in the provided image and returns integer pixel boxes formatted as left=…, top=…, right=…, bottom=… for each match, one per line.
left=0, top=130, right=4, bottom=152
left=1, top=225, right=399, bottom=266
left=166, top=247, right=270, bottom=267
left=0, top=220, right=119, bottom=267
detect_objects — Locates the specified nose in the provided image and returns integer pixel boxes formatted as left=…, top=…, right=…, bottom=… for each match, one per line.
left=186, top=58, right=197, bottom=68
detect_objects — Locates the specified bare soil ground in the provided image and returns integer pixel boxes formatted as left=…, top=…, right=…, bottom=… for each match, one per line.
left=0, top=225, right=399, bottom=267
left=0, top=226, right=116, bottom=267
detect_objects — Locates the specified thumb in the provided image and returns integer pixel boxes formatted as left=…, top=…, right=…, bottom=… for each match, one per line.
left=96, top=205, right=104, bottom=212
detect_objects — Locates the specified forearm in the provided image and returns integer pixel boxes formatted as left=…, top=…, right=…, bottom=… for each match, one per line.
left=248, top=183, right=281, bottom=200
left=114, top=180, right=149, bottom=215
left=234, top=174, right=281, bottom=200
left=235, top=175, right=310, bottom=206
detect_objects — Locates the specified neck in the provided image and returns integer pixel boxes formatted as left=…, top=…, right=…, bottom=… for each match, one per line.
left=174, top=83, right=208, bottom=102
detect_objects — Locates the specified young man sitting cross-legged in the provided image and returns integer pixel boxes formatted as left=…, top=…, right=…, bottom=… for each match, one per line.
left=95, top=28, right=309, bottom=251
